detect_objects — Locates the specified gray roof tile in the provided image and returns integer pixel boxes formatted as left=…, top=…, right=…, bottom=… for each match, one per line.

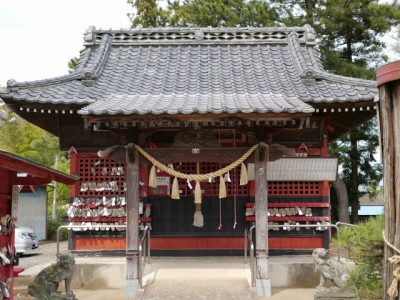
left=1, top=26, right=377, bottom=116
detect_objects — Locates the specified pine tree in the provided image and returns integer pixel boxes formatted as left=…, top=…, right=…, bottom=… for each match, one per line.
left=128, top=0, right=278, bottom=27
left=128, top=0, right=168, bottom=27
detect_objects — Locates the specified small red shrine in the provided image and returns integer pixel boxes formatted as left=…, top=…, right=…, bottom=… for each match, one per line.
left=0, top=150, right=78, bottom=300
left=1, top=25, right=377, bottom=296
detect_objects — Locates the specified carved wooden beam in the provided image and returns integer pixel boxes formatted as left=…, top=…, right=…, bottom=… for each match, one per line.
left=98, top=143, right=295, bottom=165
left=144, top=148, right=252, bottom=164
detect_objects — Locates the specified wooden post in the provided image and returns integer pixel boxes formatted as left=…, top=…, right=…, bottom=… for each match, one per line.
left=377, top=61, right=400, bottom=300
left=97, top=144, right=140, bottom=296
left=254, top=142, right=271, bottom=297
left=125, top=143, right=140, bottom=296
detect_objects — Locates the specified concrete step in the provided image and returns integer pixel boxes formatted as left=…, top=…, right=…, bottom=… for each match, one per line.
left=15, top=255, right=319, bottom=291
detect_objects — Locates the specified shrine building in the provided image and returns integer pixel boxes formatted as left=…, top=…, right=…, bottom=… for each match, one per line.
left=1, top=25, right=377, bottom=295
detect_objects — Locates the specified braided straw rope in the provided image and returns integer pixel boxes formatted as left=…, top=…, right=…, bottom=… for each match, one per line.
left=383, top=230, right=400, bottom=299
left=134, top=144, right=259, bottom=180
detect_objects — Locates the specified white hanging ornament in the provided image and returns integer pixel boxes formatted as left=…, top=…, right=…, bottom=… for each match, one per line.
left=187, top=179, right=193, bottom=190
left=224, top=172, right=231, bottom=182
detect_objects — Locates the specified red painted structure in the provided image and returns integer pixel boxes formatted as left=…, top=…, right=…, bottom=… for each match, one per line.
left=0, top=150, right=78, bottom=300
left=69, top=138, right=331, bottom=255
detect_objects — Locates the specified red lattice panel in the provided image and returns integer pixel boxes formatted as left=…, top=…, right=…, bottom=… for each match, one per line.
left=76, top=156, right=126, bottom=198
left=268, top=181, right=321, bottom=196
left=73, top=155, right=249, bottom=198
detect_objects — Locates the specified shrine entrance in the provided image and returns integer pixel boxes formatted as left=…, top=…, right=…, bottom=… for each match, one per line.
left=95, top=141, right=299, bottom=297
left=139, top=256, right=257, bottom=299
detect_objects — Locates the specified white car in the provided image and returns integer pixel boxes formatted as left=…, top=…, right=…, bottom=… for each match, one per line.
left=15, top=226, right=39, bottom=256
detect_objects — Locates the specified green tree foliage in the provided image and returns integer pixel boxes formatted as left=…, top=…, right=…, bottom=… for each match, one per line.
left=128, top=0, right=278, bottom=27
left=272, top=0, right=400, bottom=75
left=0, top=105, right=71, bottom=218
left=68, top=57, right=79, bottom=73
left=0, top=115, right=59, bottom=167
left=334, top=216, right=384, bottom=299
left=128, top=0, right=169, bottom=27
left=329, top=119, right=382, bottom=223
left=167, top=0, right=278, bottom=27
left=316, top=0, right=400, bottom=76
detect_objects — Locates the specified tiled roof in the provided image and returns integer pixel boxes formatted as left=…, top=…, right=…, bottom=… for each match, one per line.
left=1, top=25, right=377, bottom=117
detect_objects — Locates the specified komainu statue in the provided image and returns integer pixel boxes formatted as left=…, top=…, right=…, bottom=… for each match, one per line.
left=28, top=253, right=76, bottom=300
left=312, top=248, right=356, bottom=298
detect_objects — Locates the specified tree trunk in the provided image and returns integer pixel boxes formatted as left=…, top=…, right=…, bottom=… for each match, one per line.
left=331, top=175, right=350, bottom=224
left=303, top=0, right=316, bottom=25
left=350, top=131, right=359, bottom=223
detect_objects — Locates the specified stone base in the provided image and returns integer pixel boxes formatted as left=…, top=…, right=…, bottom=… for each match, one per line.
left=47, top=291, right=77, bottom=300
left=256, top=278, right=272, bottom=297
left=124, top=279, right=140, bottom=298
left=315, top=297, right=357, bottom=300
left=314, top=286, right=357, bottom=300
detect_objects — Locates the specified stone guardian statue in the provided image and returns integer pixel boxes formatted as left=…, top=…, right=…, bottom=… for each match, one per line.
left=28, top=253, right=77, bottom=300
left=312, top=248, right=356, bottom=299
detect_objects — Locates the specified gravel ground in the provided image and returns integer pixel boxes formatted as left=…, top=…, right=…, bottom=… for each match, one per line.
left=17, top=240, right=68, bottom=269
left=13, top=242, right=318, bottom=300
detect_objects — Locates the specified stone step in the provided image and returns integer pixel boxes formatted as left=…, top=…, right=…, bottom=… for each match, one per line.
left=15, top=255, right=319, bottom=290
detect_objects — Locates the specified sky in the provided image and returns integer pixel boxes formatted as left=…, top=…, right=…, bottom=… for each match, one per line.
left=1, top=0, right=399, bottom=88
left=0, top=0, right=132, bottom=87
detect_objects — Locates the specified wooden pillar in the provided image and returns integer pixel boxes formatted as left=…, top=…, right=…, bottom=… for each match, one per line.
left=97, top=144, right=140, bottom=297
left=377, top=61, right=400, bottom=300
left=125, top=143, right=140, bottom=297
left=254, top=142, right=271, bottom=297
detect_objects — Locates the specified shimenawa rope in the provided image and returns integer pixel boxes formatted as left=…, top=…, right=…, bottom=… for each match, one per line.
left=134, top=143, right=259, bottom=228
left=134, top=144, right=259, bottom=181
left=382, top=230, right=400, bottom=299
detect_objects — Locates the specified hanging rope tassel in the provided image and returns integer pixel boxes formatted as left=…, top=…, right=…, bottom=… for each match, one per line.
left=194, top=180, right=202, bottom=204
left=233, top=167, right=237, bottom=230
left=233, top=195, right=237, bottom=230
left=240, top=162, right=248, bottom=185
left=193, top=163, right=204, bottom=227
left=171, top=177, right=180, bottom=200
left=149, top=165, right=157, bottom=188
left=193, top=203, right=204, bottom=228
left=218, top=198, right=222, bottom=231
left=383, top=230, right=400, bottom=299
left=219, top=175, right=227, bottom=199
